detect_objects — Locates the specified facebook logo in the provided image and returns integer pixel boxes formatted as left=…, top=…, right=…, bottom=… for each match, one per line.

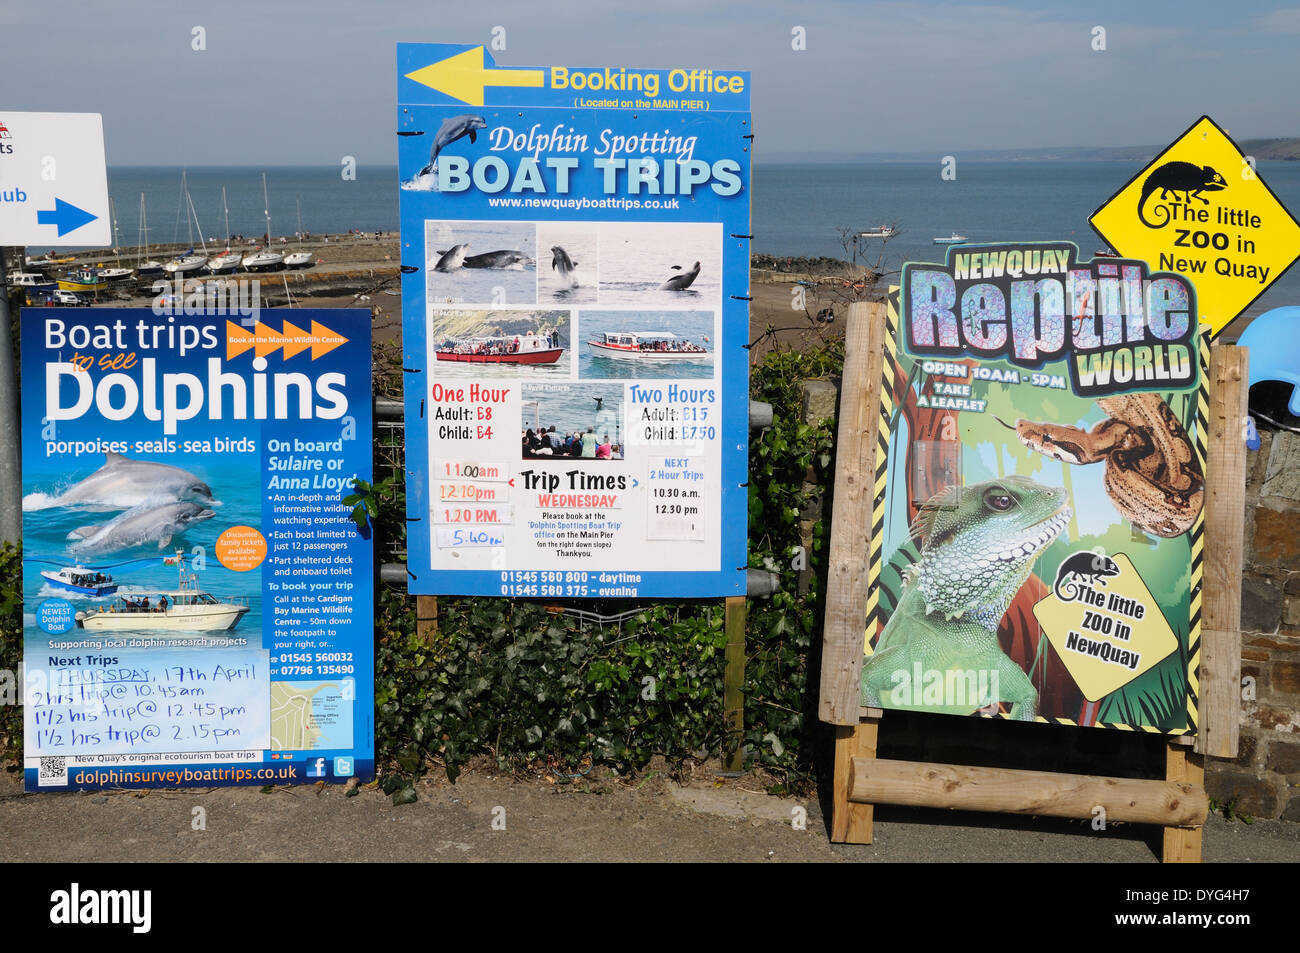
left=334, top=757, right=354, bottom=777
left=306, top=757, right=328, bottom=778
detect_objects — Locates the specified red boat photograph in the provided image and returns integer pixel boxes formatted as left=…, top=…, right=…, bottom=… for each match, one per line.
left=434, top=331, right=564, bottom=365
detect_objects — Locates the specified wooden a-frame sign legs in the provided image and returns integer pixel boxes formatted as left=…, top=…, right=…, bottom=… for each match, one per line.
left=818, top=301, right=1248, bottom=863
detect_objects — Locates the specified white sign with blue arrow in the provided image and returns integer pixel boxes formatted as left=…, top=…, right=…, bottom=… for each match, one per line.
left=0, top=111, right=109, bottom=246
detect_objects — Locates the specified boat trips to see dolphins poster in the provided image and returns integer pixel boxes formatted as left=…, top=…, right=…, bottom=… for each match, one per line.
left=862, top=242, right=1207, bottom=734
left=397, top=43, right=751, bottom=598
left=20, top=307, right=374, bottom=791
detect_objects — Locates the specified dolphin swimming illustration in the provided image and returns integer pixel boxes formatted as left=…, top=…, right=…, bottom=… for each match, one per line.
left=419, top=115, right=487, bottom=176
left=433, top=243, right=470, bottom=272
left=68, top=501, right=215, bottom=554
left=660, top=261, right=701, bottom=291
left=551, top=246, right=579, bottom=286
left=460, top=250, right=535, bottom=269
left=27, top=452, right=213, bottom=510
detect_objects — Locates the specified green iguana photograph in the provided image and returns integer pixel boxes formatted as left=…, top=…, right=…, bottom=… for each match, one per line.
left=861, top=475, right=1071, bottom=720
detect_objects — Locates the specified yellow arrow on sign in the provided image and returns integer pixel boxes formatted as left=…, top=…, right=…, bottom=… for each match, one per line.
left=405, top=46, right=544, bottom=107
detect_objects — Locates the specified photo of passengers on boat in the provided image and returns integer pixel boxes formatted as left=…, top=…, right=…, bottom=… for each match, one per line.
left=538, top=222, right=598, bottom=304
left=425, top=219, right=536, bottom=307
left=520, top=383, right=625, bottom=462
left=578, top=310, right=715, bottom=380
left=428, top=309, right=570, bottom=379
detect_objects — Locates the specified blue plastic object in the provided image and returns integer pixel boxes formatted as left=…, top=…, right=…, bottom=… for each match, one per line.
left=1245, top=415, right=1261, bottom=451
left=1237, top=306, right=1300, bottom=416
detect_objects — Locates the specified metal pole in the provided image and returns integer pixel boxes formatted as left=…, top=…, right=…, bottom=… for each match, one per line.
left=0, top=246, right=22, bottom=544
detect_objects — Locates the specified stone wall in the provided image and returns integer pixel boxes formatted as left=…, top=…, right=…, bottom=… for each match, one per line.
left=1206, top=428, right=1300, bottom=820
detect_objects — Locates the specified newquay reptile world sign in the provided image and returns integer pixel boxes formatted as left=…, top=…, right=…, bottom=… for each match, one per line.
left=861, top=241, right=1206, bottom=733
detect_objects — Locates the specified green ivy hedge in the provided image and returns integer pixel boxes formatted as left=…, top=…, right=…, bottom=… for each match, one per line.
left=0, top=544, right=20, bottom=760
left=0, top=343, right=846, bottom=797
left=370, top=342, right=844, bottom=797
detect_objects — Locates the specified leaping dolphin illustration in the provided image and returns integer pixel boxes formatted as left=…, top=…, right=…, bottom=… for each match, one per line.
left=419, top=115, right=487, bottom=176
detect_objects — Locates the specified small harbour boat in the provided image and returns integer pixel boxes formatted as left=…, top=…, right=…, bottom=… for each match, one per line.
left=284, top=197, right=314, bottom=270
left=29, top=254, right=74, bottom=268
left=436, top=332, right=563, bottom=365
left=242, top=172, right=284, bottom=271
left=166, top=172, right=213, bottom=275
left=136, top=193, right=166, bottom=277
left=859, top=225, right=897, bottom=239
left=58, top=268, right=110, bottom=292
left=207, top=250, right=242, bottom=273
left=74, top=556, right=249, bottom=632
left=164, top=253, right=208, bottom=276
left=7, top=271, right=57, bottom=292
left=1094, top=247, right=1120, bottom=259
left=96, top=200, right=134, bottom=282
left=587, top=330, right=710, bottom=361
left=933, top=233, right=968, bottom=245
left=241, top=248, right=284, bottom=271
left=207, top=187, right=242, bottom=274
left=41, top=566, right=118, bottom=597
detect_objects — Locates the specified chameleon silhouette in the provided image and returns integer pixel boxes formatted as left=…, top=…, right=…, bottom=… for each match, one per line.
left=1137, top=161, right=1227, bottom=228
left=1052, top=551, right=1120, bottom=600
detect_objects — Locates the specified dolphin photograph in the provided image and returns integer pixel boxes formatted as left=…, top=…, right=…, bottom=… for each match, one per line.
left=595, top=221, right=722, bottom=307
left=433, top=242, right=470, bottom=272
left=424, top=219, right=537, bottom=306
left=537, top=223, right=597, bottom=303
left=68, top=501, right=216, bottom=555
left=660, top=261, right=702, bottom=291
left=23, top=452, right=213, bottom=511
left=462, top=249, right=536, bottom=269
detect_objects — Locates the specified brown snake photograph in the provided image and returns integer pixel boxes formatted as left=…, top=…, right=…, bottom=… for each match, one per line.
left=996, top=393, right=1204, bottom=538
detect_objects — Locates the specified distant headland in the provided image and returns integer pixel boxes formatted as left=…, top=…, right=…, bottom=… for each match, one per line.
left=763, top=138, right=1300, bottom=164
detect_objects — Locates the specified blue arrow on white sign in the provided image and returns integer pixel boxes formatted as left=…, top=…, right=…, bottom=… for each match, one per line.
left=36, top=198, right=98, bottom=237
left=0, top=111, right=110, bottom=246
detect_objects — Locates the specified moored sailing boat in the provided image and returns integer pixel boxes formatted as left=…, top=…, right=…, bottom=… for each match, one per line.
left=242, top=173, right=284, bottom=271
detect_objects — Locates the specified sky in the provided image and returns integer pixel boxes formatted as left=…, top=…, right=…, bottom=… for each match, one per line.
left=2, top=0, right=1298, bottom=165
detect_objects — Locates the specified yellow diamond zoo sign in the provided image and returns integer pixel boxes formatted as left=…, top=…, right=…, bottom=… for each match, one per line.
left=1033, top=554, right=1179, bottom=704
left=1090, top=115, right=1300, bottom=339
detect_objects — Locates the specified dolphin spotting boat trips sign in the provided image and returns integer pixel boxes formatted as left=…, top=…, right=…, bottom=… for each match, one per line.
left=862, top=242, right=1206, bottom=733
left=20, top=307, right=374, bottom=791
left=397, top=43, right=751, bottom=598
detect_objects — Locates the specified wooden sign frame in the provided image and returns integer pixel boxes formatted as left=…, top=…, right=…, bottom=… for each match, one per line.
left=818, top=301, right=1248, bottom=863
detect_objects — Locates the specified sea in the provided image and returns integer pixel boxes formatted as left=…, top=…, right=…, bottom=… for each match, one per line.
left=47, top=160, right=1300, bottom=330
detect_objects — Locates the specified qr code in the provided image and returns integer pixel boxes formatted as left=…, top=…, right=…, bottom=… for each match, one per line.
left=38, top=756, right=68, bottom=787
